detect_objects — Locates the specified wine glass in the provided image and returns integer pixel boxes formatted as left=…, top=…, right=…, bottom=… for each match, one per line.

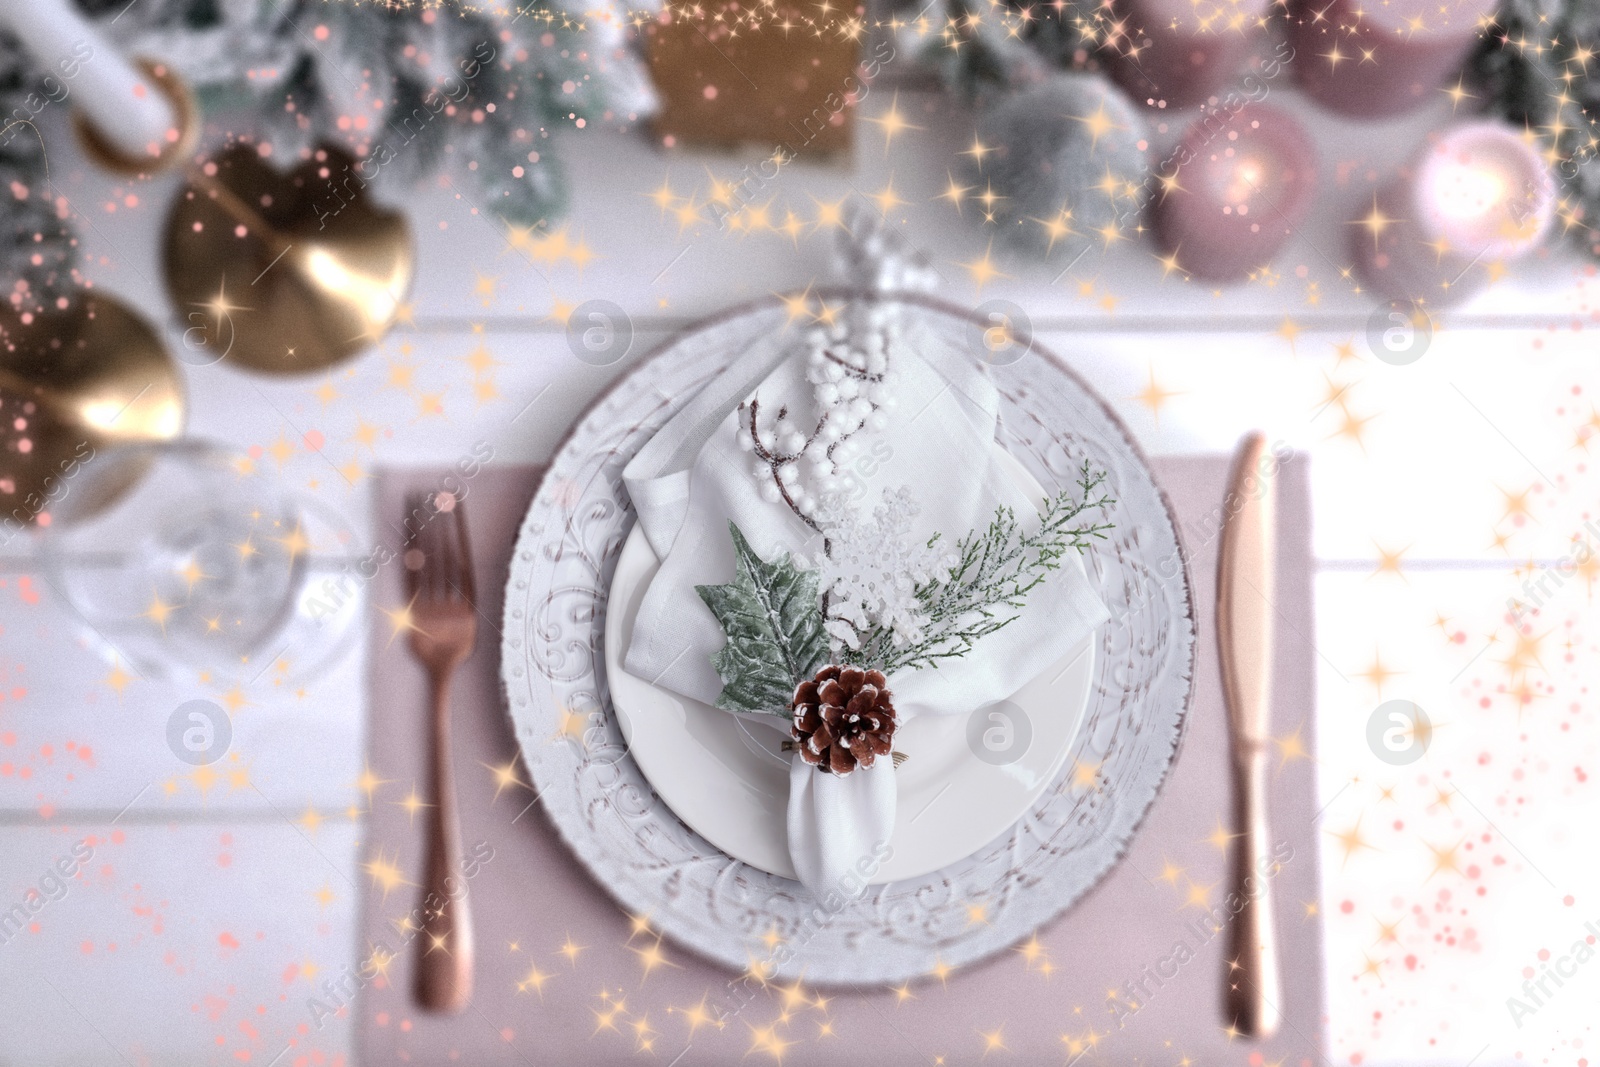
left=36, top=439, right=363, bottom=685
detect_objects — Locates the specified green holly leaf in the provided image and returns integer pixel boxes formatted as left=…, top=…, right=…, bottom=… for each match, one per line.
left=695, top=522, right=829, bottom=716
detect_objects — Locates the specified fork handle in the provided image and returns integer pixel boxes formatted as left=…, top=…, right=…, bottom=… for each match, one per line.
left=416, top=664, right=474, bottom=1012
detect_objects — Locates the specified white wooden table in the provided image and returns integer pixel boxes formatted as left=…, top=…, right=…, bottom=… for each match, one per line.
left=0, top=80, right=1590, bottom=1065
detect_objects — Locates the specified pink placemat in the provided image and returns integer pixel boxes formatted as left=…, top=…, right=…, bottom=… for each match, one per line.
left=357, top=455, right=1324, bottom=1066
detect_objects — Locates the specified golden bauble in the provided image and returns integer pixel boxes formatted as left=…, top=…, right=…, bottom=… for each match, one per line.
left=0, top=295, right=185, bottom=531
left=163, top=143, right=414, bottom=375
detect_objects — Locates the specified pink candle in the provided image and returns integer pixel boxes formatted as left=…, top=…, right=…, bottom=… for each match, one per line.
left=1110, top=0, right=1271, bottom=110
left=1152, top=103, right=1318, bottom=282
left=1354, top=122, right=1557, bottom=305
left=1288, top=0, right=1497, bottom=118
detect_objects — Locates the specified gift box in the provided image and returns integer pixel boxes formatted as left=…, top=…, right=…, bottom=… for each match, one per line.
left=645, top=0, right=866, bottom=157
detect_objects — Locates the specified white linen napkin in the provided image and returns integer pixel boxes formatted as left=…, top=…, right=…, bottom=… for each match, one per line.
left=621, top=307, right=1109, bottom=897
left=787, top=754, right=895, bottom=896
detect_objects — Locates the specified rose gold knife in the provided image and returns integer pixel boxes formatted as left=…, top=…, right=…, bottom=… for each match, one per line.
left=1216, top=432, right=1283, bottom=1038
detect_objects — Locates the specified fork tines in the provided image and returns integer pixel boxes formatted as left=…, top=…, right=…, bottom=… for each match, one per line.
left=402, top=491, right=476, bottom=606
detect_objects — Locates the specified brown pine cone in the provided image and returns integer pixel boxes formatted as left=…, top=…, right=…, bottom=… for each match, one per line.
left=790, top=664, right=897, bottom=776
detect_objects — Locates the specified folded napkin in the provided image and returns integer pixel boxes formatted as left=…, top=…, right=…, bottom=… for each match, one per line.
left=622, top=305, right=1109, bottom=896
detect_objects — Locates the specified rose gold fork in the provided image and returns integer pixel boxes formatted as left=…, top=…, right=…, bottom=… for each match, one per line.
left=402, top=491, right=477, bottom=1013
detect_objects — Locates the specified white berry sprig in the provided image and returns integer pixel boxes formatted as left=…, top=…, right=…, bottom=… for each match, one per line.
left=737, top=302, right=900, bottom=529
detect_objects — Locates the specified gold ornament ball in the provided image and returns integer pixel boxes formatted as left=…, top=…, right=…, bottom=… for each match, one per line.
left=0, top=295, right=186, bottom=529
left=162, top=143, right=415, bottom=376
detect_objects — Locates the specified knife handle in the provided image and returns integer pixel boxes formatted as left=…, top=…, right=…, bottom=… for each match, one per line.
left=1224, top=748, right=1283, bottom=1038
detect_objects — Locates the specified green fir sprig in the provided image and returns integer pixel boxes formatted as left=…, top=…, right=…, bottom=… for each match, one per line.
left=699, top=464, right=1115, bottom=715
left=1471, top=0, right=1600, bottom=256
left=841, top=461, right=1114, bottom=675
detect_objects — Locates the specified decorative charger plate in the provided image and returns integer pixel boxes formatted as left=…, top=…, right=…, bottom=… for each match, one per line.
left=500, top=291, right=1197, bottom=985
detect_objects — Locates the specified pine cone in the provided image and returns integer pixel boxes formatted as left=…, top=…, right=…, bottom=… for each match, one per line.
left=790, top=665, right=897, bottom=775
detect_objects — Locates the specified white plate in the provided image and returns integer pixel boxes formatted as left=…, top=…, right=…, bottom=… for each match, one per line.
left=603, top=448, right=1096, bottom=884
left=502, top=292, right=1195, bottom=984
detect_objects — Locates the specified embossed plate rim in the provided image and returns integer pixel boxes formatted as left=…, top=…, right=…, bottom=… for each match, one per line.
left=500, top=290, right=1197, bottom=986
